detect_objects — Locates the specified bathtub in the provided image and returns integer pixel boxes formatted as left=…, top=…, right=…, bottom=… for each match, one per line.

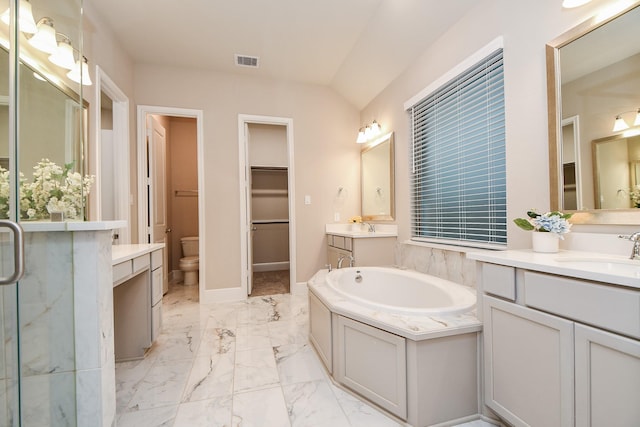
left=325, top=266, right=476, bottom=316
left=308, top=267, right=481, bottom=425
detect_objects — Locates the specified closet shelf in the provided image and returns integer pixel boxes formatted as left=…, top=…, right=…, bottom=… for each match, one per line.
left=252, top=219, right=289, bottom=224
left=251, top=189, right=288, bottom=196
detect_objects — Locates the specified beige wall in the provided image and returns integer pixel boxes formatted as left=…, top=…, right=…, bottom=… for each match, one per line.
left=359, top=0, right=638, bottom=250
left=134, top=65, right=360, bottom=289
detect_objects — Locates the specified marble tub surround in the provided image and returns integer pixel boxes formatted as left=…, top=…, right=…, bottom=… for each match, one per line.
left=396, top=242, right=478, bottom=289
left=308, top=269, right=481, bottom=341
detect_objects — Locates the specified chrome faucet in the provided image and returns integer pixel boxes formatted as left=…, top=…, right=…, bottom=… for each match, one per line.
left=619, top=232, right=640, bottom=260
left=362, top=222, right=376, bottom=232
left=337, top=254, right=355, bottom=268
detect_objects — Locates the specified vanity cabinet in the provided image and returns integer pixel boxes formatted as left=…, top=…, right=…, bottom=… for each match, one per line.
left=479, top=262, right=640, bottom=427
left=326, top=233, right=396, bottom=269
left=151, top=249, right=163, bottom=341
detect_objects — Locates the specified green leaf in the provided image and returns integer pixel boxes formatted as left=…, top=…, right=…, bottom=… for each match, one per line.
left=514, top=218, right=535, bottom=231
left=526, top=211, right=539, bottom=218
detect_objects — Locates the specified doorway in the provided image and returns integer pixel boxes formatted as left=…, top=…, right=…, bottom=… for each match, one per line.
left=95, top=67, right=131, bottom=242
left=137, top=106, right=204, bottom=298
left=239, top=115, right=296, bottom=298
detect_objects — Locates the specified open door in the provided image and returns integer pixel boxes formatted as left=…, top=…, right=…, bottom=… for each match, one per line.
left=147, top=116, right=169, bottom=284
left=244, top=123, right=254, bottom=295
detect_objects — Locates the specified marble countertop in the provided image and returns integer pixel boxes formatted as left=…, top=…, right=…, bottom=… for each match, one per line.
left=21, top=220, right=127, bottom=233
left=467, top=249, right=640, bottom=289
left=112, top=243, right=165, bottom=265
left=308, top=269, right=482, bottom=341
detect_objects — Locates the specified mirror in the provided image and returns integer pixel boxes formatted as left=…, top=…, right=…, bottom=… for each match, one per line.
left=361, top=132, right=394, bottom=221
left=547, top=1, right=640, bottom=224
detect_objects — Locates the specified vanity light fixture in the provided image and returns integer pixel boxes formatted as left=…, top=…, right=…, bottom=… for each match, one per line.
left=49, top=36, right=76, bottom=70
left=612, top=108, right=640, bottom=132
left=356, top=120, right=383, bottom=143
left=29, top=18, right=58, bottom=54
left=67, top=56, right=92, bottom=86
left=1, top=0, right=37, bottom=34
left=562, top=0, right=592, bottom=8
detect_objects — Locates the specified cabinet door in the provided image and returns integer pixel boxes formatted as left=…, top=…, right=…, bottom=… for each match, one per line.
left=308, top=291, right=332, bottom=372
left=483, top=295, right=574, bottom=427
left=575, top=324, right=640, bottom=427
left=336, top=315, right=407, bottom=419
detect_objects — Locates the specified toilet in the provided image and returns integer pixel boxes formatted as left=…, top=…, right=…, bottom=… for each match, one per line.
left=179, top=236, right=199, bottom=286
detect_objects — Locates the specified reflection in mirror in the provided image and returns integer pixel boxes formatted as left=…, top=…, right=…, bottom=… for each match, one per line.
left=547, top=2, right=640, bottom=224
left=361, top=132, right=394, bottom=221
left=594, top=133, right=640, bottom=209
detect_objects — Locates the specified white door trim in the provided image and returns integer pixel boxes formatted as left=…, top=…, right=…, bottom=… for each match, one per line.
left=94, top=67, right=131, bottom=242
left=238, top=114, right=297, bottom=298
left=137, top=105, right=205, bottom=298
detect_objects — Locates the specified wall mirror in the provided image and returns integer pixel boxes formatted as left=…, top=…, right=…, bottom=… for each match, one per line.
left=361, top=132, right=394, bottom=221
left=547, top=1, right=640, bottom=224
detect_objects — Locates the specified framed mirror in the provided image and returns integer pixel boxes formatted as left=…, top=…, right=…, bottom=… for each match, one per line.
left=361, top=132, right=394, bottom=221
left=547, top=1, right=640, bottom=224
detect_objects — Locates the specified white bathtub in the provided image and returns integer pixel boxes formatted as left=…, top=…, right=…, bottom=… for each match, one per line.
left=325, top=266, right=476, bottom=316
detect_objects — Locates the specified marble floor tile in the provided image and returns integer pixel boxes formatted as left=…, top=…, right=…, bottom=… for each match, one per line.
left=116, top=404, right=177, bottom=427
left=274, top=343, right=327, bottom=385
left=116, top=283, right=486, bottom=427
left=233, top=347, right=280, bottom=393
left=232, top=386, right=290, bottom=427
left=173, top=395, right=233, bottom=427
left=282, top=379, right=351, bottom=427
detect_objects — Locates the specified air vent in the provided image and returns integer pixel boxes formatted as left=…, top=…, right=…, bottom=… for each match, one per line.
left=235, top=54, right=259, bottom=68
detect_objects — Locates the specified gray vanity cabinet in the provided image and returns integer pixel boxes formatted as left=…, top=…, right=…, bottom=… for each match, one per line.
left=574, top=324, right=640, bottom=426
left=480, top=262, right=640, bottom=427
left=483, top=295, right=574, bottom=427
left=326, top=234, right=396, bottom=270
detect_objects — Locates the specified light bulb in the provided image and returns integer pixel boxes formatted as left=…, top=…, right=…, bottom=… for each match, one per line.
left=612, top=115, right=629, bottom=132
left=49, top=37, right=76, bottom=69
left=29, top=18, right=58, bottom=54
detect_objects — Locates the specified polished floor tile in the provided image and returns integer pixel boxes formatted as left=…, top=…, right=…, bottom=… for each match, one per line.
left=115, top=282, right=496, bottom=427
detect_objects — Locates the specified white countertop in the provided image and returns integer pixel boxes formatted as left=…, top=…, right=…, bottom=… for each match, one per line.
left=467, top=249, right=640, bottom=289
left=308, top=269, right=482, bottom=341
left=325, top=223, right=398, bottom=238
left=112, top=243, right=165, bottom=265
left=22, top=220, right=127, bottom=233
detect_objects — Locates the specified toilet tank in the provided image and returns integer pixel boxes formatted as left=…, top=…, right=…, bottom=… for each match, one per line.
left=180, top=236, right=199, bottom=257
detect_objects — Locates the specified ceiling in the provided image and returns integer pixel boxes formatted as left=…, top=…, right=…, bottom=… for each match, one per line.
left=89, top=0, right=478, bottom=109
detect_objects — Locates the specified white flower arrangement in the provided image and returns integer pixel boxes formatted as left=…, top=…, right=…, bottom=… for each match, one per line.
left=514, top=210, right=572, bottom=239
left=630, top=185, right=640, bottom=208
left=0, top=159, right=94, bottom=220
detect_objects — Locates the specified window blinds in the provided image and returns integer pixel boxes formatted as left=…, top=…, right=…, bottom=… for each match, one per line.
left=410, top=48, right=506, bottom=248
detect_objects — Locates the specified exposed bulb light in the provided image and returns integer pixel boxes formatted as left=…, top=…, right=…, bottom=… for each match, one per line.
left=370, top=120, right=381, bottom=136
left=67, top=56, right=92, bottom=86
left=356, top=128, right=367, bottom=143
left=1, top=0, right=37, bottom=34
left=49, top=36, right=76, bottom=69
left=364, top=125, right=372, bottom=140
left=634, top=109, right=640, bottom=127
left=29, top=18, right=58, bottom=54
left=562, top=0, right=592, bottom=8
left=613, top=115, right=629, bottom=132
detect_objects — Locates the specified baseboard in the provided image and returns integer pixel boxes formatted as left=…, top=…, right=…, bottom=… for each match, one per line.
left=200, top=286, right=245, bottom=303
left=291, top=281, right=308, bottom=296
left=252, top=262, right=290, bottom=272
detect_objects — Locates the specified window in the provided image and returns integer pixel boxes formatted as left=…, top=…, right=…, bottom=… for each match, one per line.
left=408, top=46, right=506, bottom=248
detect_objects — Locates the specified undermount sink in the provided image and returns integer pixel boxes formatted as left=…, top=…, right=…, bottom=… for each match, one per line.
left=554, top=256, right=640, bottom=277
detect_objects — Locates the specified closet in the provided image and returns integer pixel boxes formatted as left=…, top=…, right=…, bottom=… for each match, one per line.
left=248, top=124, right=290, bottom=296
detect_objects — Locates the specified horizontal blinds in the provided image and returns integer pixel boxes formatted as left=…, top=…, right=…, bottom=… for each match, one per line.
left=410, top=49, right=506, bottom=247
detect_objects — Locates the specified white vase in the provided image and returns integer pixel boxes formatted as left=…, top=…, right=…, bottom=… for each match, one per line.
left=351, top=223, right=362, bottom=232
left=532, top=232, right=559, bottom=253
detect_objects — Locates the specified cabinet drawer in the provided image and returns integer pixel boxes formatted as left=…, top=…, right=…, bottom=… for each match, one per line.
left=524, top=271, right=640, bottom=339
left=482, top=263, right=515, bottom=300
left=328, top=235, right=353, bottom=251
left=151, top=302, right=162, bottom=341
left=133, top=254, right=150, bottom=273
left=113, top=261, right=132, bottom=284
left=151, top=267, right=163, bottom=306
left=151, top=249, right=163, bottom=270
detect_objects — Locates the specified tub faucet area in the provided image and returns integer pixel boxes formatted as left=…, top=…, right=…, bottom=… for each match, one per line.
left=363, top=222, right=376, bottom=232
left=337, top=254, right=355, bottom=268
